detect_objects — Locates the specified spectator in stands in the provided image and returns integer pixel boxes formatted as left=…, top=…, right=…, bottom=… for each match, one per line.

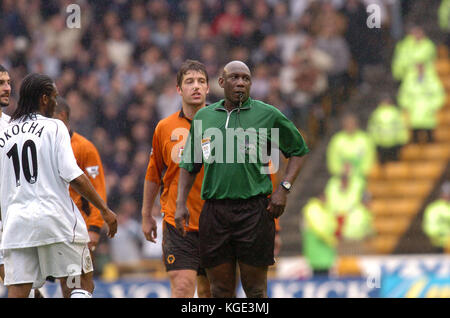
left=43, top=14, right=83, bottom=62
left=423, top=182, right=450, bottom=253
left=325, top=165, right=366, bottom=239
left=153, top=18, right=173, bottom=51
left=290, top=0, right=315, bottom=20
left=327, top=113, right=376, bottom=178
left=301, top=194, right=338, bottom=277
left=251, top=34, right=283, bottom=72
left=341, top=0, right=384, bottom=83
left=367, top=95, right=410, bottom=165
left=341, top=0, right=368, bottom=64
left=272, top=1, right=290, bottom=34
left=439, top=0, right=450, bottom=46
left=183, top=0, right=204, bottom=41
left=252, top=0, right=274, bottom=37
left=279, top=36, right=332, bottom=133
left=439, top=0, right=450, bottom=31
left=211, top=1, right=245, bottom=39
left=392, top=25, right=437, bottom=81
left=125, top=3, right=152, bottom=44
left=397, top=63, right=445, bottom=143
left=200, top=43, right=220, bottom=80
left=315, top=14, right=351, bottom=113
left=106, top=26, right=133, bottom=68
left=311, top=1, right=347, bottom=37
left=250, top=64, right=271, bottom=100
left=278, top=20, right=307, bottom=65
left=341, top=192, right=375, bottom=241
left=296, top=37, right=333, bottom=119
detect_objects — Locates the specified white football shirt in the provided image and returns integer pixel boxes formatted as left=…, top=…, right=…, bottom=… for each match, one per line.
left=0, top=112, right=11, bottom=249
left=0, top=112, right=11, bottom=129
left=0, top=114, right=89, bottom=249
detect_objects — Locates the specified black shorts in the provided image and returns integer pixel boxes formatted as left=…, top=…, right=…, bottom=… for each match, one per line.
left=162, top=222, right=206, bottom=276
left=199, top=195, right=275, bottom=269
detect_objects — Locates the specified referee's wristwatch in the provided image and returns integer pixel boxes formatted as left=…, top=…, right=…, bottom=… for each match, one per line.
left=280, top=181, right=292, bottom=192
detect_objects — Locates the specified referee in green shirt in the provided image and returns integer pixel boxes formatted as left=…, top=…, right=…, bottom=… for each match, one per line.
left=175, top=61, right=309, bottom=298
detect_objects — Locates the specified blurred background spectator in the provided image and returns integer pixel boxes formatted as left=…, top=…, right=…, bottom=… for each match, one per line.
left=326, top=113, right=376, bottom=178
left=367, top=94, right=409, bottom=165
left=392, top=26, right=437, bottom=82
left=301, top=194, right=338, bottom=277
left=397, top=62, right=445, bottom=143
left=439, top=0, right=450, bottom=46
left=422, top=182, right=450, bottom=253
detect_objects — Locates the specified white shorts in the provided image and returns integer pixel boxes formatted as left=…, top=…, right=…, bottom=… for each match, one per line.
left=3, top=242, right=93, bottom=288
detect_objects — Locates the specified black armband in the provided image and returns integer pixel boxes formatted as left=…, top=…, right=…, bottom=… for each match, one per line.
left=88, top=225, right=102, bottom=234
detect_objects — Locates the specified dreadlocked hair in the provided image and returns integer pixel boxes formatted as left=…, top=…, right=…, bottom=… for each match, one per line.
left=11, top=73, right=54, bottom=121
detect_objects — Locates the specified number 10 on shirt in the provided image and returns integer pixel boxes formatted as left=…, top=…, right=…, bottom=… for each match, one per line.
left=6, top=140, right=38, bottom=187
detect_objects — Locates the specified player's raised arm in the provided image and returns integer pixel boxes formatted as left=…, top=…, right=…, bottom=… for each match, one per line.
left=70, top=174, right=118, bottom=238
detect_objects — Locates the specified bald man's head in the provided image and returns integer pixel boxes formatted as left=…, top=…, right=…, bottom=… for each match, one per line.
left=219, top=60, right=252, bottom=108
left=222, top=61, right=251, bottom=77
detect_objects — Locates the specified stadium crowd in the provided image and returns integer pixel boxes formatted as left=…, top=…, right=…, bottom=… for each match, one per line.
left=0, top=0, right=416, bottom=277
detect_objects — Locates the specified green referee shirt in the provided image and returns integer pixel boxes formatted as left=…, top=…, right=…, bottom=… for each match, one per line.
left=179, top=97, right=309, bottom=200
